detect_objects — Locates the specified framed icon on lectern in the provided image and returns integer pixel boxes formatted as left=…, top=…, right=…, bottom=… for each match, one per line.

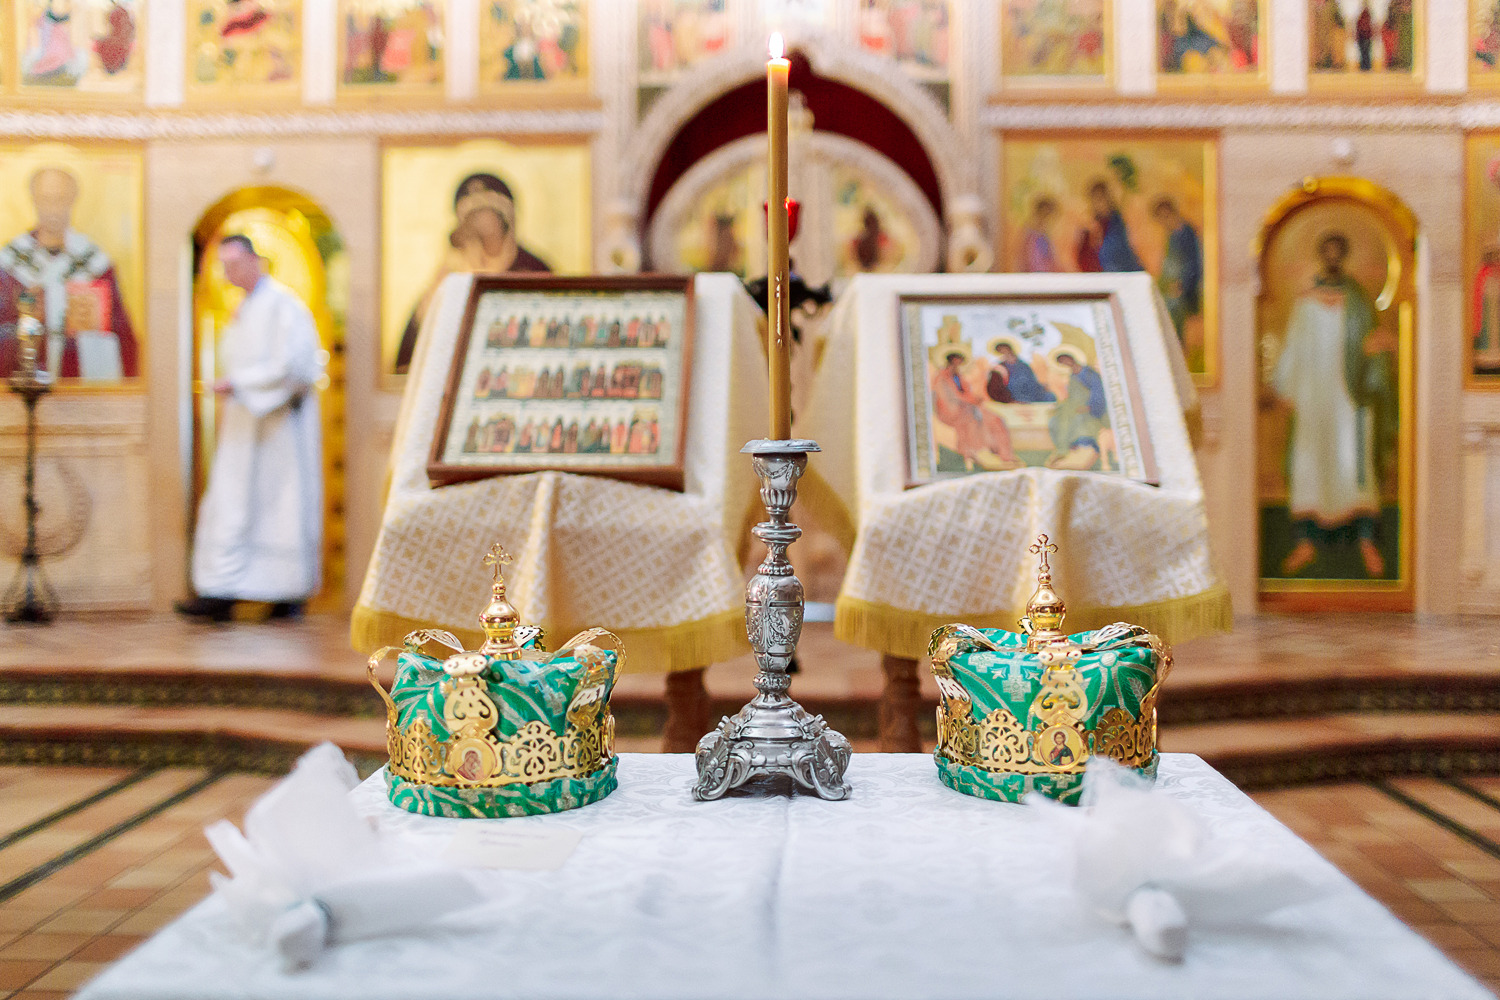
left=428, top=275, right=695, bottom=491
left=897, top=292, right=1158, bottom=488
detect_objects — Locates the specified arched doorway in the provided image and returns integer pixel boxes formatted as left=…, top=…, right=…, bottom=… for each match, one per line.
left=1254, top=177, right=1417, bottom=611
left=189, top=186, right=348, bottom=612
left=636, top=48, right=942, bottom=271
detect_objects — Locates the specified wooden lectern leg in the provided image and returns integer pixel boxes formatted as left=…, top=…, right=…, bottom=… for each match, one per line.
left=879, top=655, right=922, bottom=753
left=663, top=667, right=710, bottom=753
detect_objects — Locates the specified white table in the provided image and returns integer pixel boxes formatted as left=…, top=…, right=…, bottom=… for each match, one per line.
left=77, top=754, right=1494, bottom=1000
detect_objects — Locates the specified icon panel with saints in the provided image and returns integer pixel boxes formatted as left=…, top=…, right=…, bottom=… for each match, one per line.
left=0, top=162, right=141, bottom=383
left=1003, top=137, right=1216, bottom=383
left=460, top=407, right=662, bottom=458
left=473, top=361, right=666, bottom=403
left=457, top=301, right=677, bottom=460
left=1256, top=188, right=1411, bottom=592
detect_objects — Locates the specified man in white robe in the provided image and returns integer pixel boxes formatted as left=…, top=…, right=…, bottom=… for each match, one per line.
left=1272, top=231, right=1397, bottom=579
left=176, top=235, right=323, bottom=622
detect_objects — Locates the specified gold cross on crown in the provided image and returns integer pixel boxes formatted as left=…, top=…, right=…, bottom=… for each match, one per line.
left=1029, top=534, right=1057, bottom=577
left=483, top=542, right=513, bottom=584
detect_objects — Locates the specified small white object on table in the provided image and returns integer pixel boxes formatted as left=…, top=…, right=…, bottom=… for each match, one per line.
left=76, top=754, right=1493, bottom=1000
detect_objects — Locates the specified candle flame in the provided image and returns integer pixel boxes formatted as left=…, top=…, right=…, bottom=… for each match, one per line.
left=769, top=32, right=784, bottom=59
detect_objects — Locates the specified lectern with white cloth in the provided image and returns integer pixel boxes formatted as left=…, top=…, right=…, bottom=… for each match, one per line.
left=795, top=273, right=1232, bottom=750
left=353, top=273, right=767, bottom=746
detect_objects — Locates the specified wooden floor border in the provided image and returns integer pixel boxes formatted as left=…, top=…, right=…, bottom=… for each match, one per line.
left=0, top=767, right=157, bottom=852
left=0, top=771, right=226, bottom=905
left=1371, top=779, right=1500, bottom=862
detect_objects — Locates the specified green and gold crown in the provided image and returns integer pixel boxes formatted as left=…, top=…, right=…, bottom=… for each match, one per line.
left=928, top=534, right=1171, bottom=805
left=366, top=543, right=623, bottom=818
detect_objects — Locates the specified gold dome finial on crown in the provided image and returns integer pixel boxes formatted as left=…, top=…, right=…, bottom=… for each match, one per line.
left=479, top=542, right=522, bottom=660
left=1019, top=534, right=1069, bottom=653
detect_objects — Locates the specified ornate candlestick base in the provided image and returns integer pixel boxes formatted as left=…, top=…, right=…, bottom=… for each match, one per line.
left=693, top=439, right=851, bottom=801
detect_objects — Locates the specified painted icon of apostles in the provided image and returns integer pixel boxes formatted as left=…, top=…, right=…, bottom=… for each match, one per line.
left=0, top=166, right=139, bottom=381
left=394, top=172, right=551, bottom=373
left=929, top=328, right=1023, bottom=474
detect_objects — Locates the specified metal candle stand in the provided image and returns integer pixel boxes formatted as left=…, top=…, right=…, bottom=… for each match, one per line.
left=3, top=320, right=56, bottom=624
left=692, top=438, right=852, bottom=801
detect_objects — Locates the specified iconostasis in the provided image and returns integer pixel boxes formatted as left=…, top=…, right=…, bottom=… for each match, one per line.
left=0, top=0, right=1496, bottom=621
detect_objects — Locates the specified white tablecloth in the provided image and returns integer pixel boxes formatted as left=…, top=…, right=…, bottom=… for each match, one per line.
left=78, top=754, right=1492, bottom=1000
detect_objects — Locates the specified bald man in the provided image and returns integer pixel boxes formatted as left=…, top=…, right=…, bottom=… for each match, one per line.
left=0, top=166, right=139, bottom=380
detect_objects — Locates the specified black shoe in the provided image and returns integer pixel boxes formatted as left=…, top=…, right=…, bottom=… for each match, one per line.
left=174, top=596, right=235, bottom=623
left=267, top=601, right=305, bottom=620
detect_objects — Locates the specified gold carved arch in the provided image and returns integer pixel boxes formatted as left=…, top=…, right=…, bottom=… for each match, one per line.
left=1255, top=176, right=1418, bottom=310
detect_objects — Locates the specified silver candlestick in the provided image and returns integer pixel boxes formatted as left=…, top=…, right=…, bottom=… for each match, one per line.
left=693, top=438, right=851, bottom=801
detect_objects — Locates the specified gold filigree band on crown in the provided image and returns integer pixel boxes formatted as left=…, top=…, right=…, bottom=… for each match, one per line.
left=386, top=715, right=616, bottom=789
left=933, top=686, right=1160, bottom=776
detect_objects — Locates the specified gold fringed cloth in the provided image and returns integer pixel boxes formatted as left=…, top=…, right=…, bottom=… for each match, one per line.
left=798, top=273, right=1231, bottom=661
left=352, top=274, right=767, bottom=673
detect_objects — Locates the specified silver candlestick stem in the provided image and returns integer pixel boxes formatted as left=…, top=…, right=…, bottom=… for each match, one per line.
left=693, top=438, right=851, bottom=801
left=5, top=315, right=56, bottom=625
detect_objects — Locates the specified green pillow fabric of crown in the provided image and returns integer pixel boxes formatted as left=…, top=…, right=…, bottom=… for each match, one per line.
left=934, top=625, right=1162, bottom=806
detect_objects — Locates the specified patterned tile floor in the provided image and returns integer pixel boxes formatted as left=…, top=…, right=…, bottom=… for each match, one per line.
left=0, top=766, right=277, bottom=999
left=1, top=765, right=1499, bottom=998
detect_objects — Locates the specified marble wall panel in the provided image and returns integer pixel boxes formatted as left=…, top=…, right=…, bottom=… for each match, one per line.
left=0, top=395, right=152, bottom=609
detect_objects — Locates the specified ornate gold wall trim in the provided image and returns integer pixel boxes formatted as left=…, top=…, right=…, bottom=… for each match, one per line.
left=978, top=101, right=1500, bottom=131
left=1255, top=175, right=1420, bottom=255
left=0, top=109, right=606, bottom=141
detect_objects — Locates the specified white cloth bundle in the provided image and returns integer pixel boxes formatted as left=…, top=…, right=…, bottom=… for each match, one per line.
left=1026, top=758, right=1328, bottom=962
left=204, top=743, right=483, bottom=971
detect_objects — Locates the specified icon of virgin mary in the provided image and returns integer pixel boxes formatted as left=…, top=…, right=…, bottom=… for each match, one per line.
left=394, top=172, right=551, bottom=374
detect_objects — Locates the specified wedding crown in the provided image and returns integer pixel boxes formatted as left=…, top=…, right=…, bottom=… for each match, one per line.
left=366, top=543, right=623, bottom=818
left=927, top=534, right=1171, bottom=804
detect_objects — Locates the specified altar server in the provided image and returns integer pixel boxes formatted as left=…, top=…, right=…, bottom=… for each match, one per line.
left=176, top=235, right=323, bottom=622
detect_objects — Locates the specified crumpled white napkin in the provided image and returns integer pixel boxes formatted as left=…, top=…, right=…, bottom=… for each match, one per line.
left=204, top=742, right=483, bottom=971
left=1025, top=758, right=1327, bottom=962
